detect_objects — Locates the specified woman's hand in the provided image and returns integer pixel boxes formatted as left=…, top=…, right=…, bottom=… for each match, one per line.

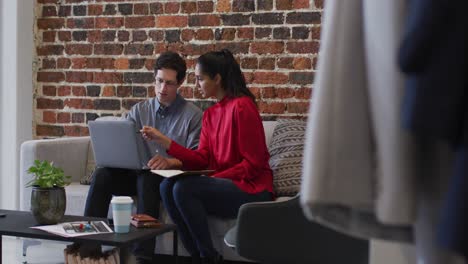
left=140, top=126, right=172, bottom=149
left=147, top=155, right=172, bottom=170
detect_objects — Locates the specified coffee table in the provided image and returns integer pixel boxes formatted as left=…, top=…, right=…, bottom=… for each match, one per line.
left=0, top=209, right=178, bottom=264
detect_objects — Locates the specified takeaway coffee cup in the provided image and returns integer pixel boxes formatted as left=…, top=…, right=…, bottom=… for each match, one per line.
left=111, top=196, right=133, bottom=233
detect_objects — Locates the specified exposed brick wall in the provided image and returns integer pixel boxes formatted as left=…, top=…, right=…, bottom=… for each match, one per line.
left=34, top=0, right=322, bottom=138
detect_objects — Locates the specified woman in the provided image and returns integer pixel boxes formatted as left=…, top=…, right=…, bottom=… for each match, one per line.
left=141, top=49, right=273, bottom=264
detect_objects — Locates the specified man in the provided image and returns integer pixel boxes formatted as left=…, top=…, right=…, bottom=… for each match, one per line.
left=84, top=52, right=202, bottom=264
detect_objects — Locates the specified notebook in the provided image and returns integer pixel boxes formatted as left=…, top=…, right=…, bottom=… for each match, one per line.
left=88, top=120, right=152, bottom=170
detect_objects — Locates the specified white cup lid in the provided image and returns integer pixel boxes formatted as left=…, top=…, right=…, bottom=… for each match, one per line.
left=111, top=196, right=133, bottom=204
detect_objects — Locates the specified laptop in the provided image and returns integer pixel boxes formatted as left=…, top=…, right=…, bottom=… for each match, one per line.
left=88, top=120, right=152, bottom=170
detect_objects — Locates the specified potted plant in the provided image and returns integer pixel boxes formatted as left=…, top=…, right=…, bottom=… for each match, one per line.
left=26, top=160, right=71, bottom=224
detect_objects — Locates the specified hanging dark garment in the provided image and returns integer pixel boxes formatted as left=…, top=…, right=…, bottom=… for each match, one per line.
left=399, top=0, right=468, bottom=259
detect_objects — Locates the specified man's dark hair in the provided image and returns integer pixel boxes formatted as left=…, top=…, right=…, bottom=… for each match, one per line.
left=154, top=51, right=187, bottom=84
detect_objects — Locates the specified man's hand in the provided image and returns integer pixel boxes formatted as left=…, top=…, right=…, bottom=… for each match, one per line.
left=140, top=126, right=172, bottom=149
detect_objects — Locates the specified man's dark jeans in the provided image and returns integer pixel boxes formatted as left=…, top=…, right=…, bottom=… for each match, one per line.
left=84, top=167, right=163, bottom=259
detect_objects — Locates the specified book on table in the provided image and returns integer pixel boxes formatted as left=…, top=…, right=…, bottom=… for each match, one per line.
left=131, top=214, right=161, bottom=228
left=150, top=169, right=215, bottom=178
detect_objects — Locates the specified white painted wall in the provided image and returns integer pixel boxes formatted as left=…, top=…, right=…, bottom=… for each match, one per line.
left=0, top=0, right=34, bottom=210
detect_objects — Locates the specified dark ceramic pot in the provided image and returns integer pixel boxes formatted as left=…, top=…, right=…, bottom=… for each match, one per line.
left=30, top=186, right=66, bottom=225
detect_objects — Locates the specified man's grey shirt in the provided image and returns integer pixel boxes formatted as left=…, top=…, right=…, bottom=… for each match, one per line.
left=126, top=94, right=202, bottom=159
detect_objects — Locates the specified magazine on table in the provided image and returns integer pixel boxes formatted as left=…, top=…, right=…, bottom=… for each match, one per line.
left=31, top=221, right=113, bottom=237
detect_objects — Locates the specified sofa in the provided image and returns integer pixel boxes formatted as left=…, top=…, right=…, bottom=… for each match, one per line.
left=20, top=121, right=278, bottom=261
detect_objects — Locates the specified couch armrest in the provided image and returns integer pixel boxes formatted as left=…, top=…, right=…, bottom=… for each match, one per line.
left=20, top=137, right=90, bottom=211
left=231, top=195, right=369, bottom=264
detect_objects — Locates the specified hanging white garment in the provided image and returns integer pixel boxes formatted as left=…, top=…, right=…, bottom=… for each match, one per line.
left=300, top=0, right=415, bottom=240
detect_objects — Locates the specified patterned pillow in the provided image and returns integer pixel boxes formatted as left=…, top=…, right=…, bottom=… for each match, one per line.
left=268, top=119, right=306, bottom=196
left=80, top=142, right=95, bottom=185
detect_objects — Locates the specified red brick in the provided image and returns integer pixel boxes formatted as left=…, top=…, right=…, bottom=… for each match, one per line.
left=287, top=41, right=319, bottom=54
left=189, top=15, right=220, bottom=27
left=36, top=125, right=64, bottom=137
left=276, top=0, right=293, bottom=10
left=156, top=16, right=188, bottom=28
left=293, top=57, right=312, bottom=70
left=94, top=44, right=124, bottom=55
left=37, top=18, right=64, bottom=29
left=102, top=86, right=116, bottom=97
left=164, top=2, right=180, bottom=13
left=113, top=59, right=129, bottom=70
left=65, top=44, right=92, bottom=55
left=216, top=0, right=231, bottom=12
left=43, top=111, right=57, bottom=123
left=124, top=44, right=154, bottom=55
left=237, top=28, right=254, bottom=39
left=259, top=58, right=276, bottom=70
left=277, top=57, right=294, bottom=69
left=42, top=86, right=57, bottom=96
left=180, top=29, right=194, bottom=41
left=287, top=102, right=309, bottom=113
left=149, top=2, right=163, bottom=14
left=64, top=98, right=94, bottom=109
left=241, top=58, right=258, bottom=69
left=295, top=87, right=312, bottom=99
left=195, top=29, right=214, bottom=40
left=181, top=2, right=197, bottom=13
left=66, top=72, right=94, bottom=83
left=43, top=31, right=56, bottom=42
left=94, top=72, right=123, bottom=83
left=57, top=112, right=71, bottom=123
left=87, top=58, right=115, bottom=69
left=42, top=59, right=56, bottom=69
left=122, top=99, right=144, bottom=110
left=95, top=17, right=123, bottom=28
left=71, top=58, right=87, bottom=69
left=87, top=31, right=102, bottom=42
left=72, top=86, right=86, bottom=96
left=72, top=113, right=85, bottom=123
left=312, top=26, right=321, bottom=39
left=58, top=31, right=71, bottom=41
left=258, top=101, right=286, bottom=114
left=293, top=0, right=310, bottom=9
left=57, top=86, right=71, bottom=96
left=276, top=88, right=295, bottom=98
left=64, top=126, right=89, bottom=136
left=37, top=98, right=64, bottom=109
left=233, top=0, right=255, bottom=12
left=125, top=16, right=155, bottom=28
left=66, top=18, right=94, bottom=28
left=37, top=72, right=65, bottom=83
left=198, top=1, right=214, bottom=12
left=253, top=72, right=288, bottom=84
left=88, top=4, right=103, bottom=15
left=262, top=87, right=276, bottom=98
left=250, top=42, right=284, bottom=54
left=57, top=58, right=71, bottom=69
left=37, top=45, right=64, bottom=56
left=117, top=86, right=132, bottom=97
left=134, top=3, right=149, bottom=15
left=149, top=30, right=164, bottom=41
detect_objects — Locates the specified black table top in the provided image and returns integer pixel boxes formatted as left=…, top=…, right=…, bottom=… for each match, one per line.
left=0, top=209, right=176, bottom=247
